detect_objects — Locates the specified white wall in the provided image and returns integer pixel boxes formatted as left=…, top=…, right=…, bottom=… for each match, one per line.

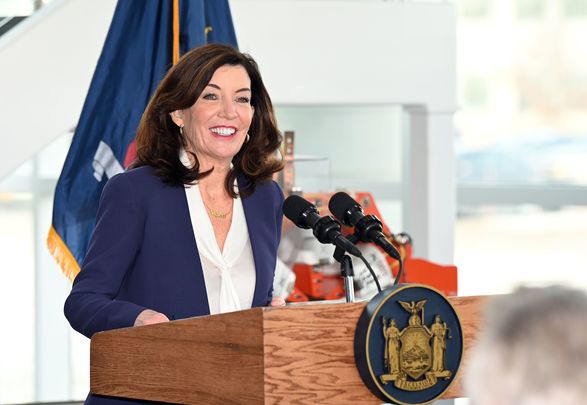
left=231, top=0, right=455, bottom=110
left=0, top=0, right=117, bottom=179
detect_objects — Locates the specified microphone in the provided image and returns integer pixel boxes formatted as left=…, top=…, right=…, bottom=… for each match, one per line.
left=282, top=195, right=362, bottom=258
left=328, top=192, right=402, bottom=261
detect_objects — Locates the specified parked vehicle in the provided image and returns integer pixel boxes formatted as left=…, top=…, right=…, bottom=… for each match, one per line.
left=457, top=134, right=587, bottom=185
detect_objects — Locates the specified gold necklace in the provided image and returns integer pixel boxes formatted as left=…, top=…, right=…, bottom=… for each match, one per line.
left=205, top=203, right=231, bottom=219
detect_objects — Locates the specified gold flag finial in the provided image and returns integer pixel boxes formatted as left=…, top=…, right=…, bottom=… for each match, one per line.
left=205, top=26, right=213, bottom=42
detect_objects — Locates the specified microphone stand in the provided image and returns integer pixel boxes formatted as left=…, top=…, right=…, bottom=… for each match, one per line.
left=340, top=255, right=355, bottom=303
left=333, top=234, right=360, bottom=303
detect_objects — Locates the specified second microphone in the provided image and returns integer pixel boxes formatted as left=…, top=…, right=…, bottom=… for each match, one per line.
left=282, top=195, right=362, bottom=258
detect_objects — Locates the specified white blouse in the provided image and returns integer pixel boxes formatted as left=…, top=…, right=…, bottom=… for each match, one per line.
left=181, top=152, right=256, bottom=315
left=184, top=184, right=256, bottom=315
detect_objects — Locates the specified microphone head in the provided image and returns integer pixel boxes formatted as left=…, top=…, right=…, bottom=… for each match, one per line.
left=282, top=195, right=316, bottom=229
left=328, top=191, right=362, bottom=226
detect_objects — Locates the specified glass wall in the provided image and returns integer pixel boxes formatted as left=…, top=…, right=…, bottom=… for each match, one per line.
left=0, top=194, right=35, bottom=403
left=1, top=1, right=86, bottom=402
left=275, top=105, right=405, bottom=232
left=0, top=133, right=89, bottom=404
left=454, top=0, right=587, bottom=294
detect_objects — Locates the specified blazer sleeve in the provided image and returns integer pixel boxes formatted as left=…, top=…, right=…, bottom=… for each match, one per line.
left=64, top=173, right=147, bottom=338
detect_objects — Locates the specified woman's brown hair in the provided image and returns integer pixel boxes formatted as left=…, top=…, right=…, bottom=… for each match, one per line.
left=132, top=44, right=283, bottom=197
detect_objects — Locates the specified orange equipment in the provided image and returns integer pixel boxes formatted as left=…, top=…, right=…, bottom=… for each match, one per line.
left=283, top=191, right=457, bottom=301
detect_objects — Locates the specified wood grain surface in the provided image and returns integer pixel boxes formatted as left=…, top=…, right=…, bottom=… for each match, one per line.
left=91, top=308, right=265, bottom=404
left=263, top=302, right=372, bottom=404
left=91, top=295, right=491, bottom=404
left=262, top=295, right=489, bottom=404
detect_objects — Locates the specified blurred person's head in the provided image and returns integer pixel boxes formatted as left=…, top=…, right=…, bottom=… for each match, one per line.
left=466, top=286, right=587, bottom=405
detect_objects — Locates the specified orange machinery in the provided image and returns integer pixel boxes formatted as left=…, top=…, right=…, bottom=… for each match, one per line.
left=283, top=191, right=458, bottom=303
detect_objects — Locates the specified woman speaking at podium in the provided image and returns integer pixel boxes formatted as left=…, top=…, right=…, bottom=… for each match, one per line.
left=65, top=44, right=285, bottom=357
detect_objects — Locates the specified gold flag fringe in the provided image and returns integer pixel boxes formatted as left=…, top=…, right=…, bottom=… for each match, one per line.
left=47, top=226, right=80, bottom=282
left=50, top=0, right=181, bottom=283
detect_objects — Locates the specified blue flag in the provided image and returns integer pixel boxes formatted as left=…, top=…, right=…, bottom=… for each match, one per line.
left=48, top=0, right=238, bottom=280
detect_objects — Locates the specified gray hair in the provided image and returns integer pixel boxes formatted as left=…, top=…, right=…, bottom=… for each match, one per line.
left=465, top=286, right=587, bottom=405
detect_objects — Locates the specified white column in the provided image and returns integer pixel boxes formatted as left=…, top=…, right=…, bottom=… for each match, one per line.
left=403, top=106, right=456, bottom=264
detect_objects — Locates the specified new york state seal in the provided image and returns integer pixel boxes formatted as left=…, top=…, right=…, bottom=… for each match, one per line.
left=354, top=285, right=463, bottom=405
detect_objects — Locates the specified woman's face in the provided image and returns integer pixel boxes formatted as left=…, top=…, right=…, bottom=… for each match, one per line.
left=173, top=64, right=254, bottom=169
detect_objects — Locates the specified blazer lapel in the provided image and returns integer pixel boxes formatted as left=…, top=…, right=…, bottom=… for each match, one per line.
left=239, top=175, right=269, bottom=307
left=176, top=183, right=211, bottom=315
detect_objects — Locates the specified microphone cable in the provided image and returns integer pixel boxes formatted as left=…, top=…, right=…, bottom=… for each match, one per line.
left=359, top=254, right=382, bottom=292
left=333, top=233, right=382, bottom=293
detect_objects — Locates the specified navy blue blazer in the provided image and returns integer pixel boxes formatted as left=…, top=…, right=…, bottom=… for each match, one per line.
left=64, top=166, right=283, bottom=404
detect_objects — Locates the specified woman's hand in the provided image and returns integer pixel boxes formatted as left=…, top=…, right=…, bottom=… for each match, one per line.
left=134, top=309, right=170, bottom=326
left=270, top=296, right=286, bottom=307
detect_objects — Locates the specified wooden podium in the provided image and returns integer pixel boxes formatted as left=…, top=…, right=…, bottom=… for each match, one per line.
left=91, top=296, right=488, bottom=404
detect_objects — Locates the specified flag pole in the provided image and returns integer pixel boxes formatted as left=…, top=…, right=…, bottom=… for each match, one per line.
left=172, top=0, right=180, bottom=65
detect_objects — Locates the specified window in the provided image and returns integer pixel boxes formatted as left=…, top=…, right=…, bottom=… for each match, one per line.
left=516, top=0, right=545, bottom=19
left=455, top=0, right=587, bottom=300
left=462, top=78, right=488, bottom=109
left=564, top=0, right=587, bottom=17
left=459, top=0, right=491, bottom=19
left=275, top=105, right=405, bottom=231
left=0, top=133, right=89, bottom=403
